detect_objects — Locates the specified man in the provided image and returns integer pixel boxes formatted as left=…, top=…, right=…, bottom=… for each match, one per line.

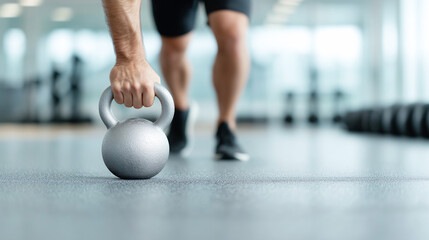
left=102, top=0, right=250, bottom=161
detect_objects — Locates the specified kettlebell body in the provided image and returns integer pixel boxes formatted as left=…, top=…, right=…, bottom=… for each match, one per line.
left=99, top=83, right=174, bottom=179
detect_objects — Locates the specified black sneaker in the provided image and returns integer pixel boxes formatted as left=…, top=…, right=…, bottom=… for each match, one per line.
left=167, top=104, right=197, bottom=156
left=215, top=122, right=249, bottom=161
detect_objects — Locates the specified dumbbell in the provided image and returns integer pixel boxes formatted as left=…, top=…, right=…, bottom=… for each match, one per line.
left=344, top=111, right=357, bottom=131
left=345, top=103, right=429, bottom=138
left=332, top=90, right=344, bottom=123
left=396, top=104, right=419, bottom=137
left=425, top=107, right=429, bottom=138
left=283, top=92, right=295, bottom=124
left=344, top=110, right=364, bottom=132
left=412, top=104, right=429, bottom=138
left=361, top=109, right=374, bottom=132
left=307, top=92, right=319, bottom=125
left=369, top=108, right=384, bottom=134
left=381, top=104, right=402, bottom=135
left=284, top=115, right=294, bottom=124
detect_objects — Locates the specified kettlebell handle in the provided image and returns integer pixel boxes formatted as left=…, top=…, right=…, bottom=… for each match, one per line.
left=99, top=83, right=174, bottom=130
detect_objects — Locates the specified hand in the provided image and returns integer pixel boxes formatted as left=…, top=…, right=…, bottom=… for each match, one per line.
left=109, top=59, right=161, bottom=109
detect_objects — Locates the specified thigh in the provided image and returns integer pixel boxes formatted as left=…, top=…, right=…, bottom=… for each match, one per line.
left=208, top=10, right=249, bottom=43
left=204, top=0, right=251, bottom=19
left=151, top=0, right=199, bottom=37
left=160, top=32, right=193, bottom=53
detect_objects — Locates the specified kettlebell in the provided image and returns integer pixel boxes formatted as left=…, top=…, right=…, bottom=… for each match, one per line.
left=99, top=83, right=174, bottom=179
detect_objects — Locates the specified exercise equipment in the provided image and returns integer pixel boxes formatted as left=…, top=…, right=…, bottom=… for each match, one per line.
left=344, top=103, right=429, bottom=139
left=307, top=92, right=319, bottom=124
left=99, top=83, right=174, bottom=179
left=344, top=110, right=366, bottom=132
left=425, top=107, right=429, bottom=138
left=69, top=55, right=92, bottom=123
left=332, top=90, right=344, bottom=123
left=20, top=76, right=43, bottom=123
left=381, top=105, right=402, bottom=135
left=412, top=104, right=429, bottom=138
left=396, top=104, right=418, bottom=137
left=50, top=56, right=92, bottom=124
left=345, top=109, right=384, bottom=134
left=50, top=66, right=63, bottom=122
left=361, top=109, right=374, bottom=132
left=307, top=67, right=319, bottom=125
left=344, top=111, right=358, bottom=132
left=368, top=108, right=384, bottom=133
left=283, top=92, right=295, bottom=124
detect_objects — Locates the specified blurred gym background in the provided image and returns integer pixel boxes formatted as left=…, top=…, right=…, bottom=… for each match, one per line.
left=0, top=0, right=428, bottom=127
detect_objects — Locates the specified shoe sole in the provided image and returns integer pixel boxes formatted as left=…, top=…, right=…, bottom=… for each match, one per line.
left=214, top=152, right=250, bottom=162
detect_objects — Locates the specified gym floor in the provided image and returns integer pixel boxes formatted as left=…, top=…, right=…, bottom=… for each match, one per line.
left=1, top=124, right=429, bottom=240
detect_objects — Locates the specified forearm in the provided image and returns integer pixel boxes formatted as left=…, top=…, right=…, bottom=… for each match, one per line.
left=102, top=0, right=145, bottom=63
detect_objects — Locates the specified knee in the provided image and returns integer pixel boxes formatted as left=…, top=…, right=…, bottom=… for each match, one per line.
left=214, top=24, right=247, bottom=54
left=161, top=38, right=188, bottom=63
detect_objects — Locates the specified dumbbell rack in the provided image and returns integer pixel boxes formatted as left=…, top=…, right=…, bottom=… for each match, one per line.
left=344, top=104, right=429, bottom=138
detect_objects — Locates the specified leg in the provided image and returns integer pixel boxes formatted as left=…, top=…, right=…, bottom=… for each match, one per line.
left=159, top=33, right=193, bottom=110
left=152, top=0, right=199, bottom=155
left=209, top=10, right=250, bottom=130
left=152, top=0, right=199, bottom=109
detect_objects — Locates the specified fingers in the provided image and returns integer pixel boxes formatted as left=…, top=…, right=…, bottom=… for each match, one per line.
left=142, top=82, right=155, bottom=107
left=112, top=82, right=155, bottom=108
left=123, top=92, right=133, bottom=108
left=112, top=84, right=124, bottom=105
left=123, top=82, right=155, bottom=108
left=109, top=63, right=159, bottom=109
left=131, top=83, right=143, bottom=109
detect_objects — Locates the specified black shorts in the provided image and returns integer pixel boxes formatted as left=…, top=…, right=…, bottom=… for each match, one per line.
left=151, top=0, right=251, bottom=37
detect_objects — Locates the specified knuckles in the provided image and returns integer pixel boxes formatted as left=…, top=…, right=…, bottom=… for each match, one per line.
left=122, top=84, right=131, bottom=92
left=111, top=78, right=157, bottom=108
left=141, top=83, right=153, bottom=92
left=131, top=83, right=141, bottom=93
left=116, top=82, right=155, bottom=93
left=112, top=86, right=121, bottom=94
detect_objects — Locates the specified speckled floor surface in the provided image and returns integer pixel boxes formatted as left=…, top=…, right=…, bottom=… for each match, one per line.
left=1, top=124, right=429, bottom=240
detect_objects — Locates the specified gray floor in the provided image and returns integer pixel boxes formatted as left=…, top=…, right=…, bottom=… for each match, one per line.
left=1, top=124, right=429, bottom=240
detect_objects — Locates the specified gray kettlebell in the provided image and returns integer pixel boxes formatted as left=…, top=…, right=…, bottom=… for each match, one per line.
left=99, top=83, right=174, bottom=179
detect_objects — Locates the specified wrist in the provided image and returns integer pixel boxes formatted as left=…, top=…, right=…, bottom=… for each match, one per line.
left=116, top=52, right=147, bottom=65
left=114, top=40, right=146, bottom=64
